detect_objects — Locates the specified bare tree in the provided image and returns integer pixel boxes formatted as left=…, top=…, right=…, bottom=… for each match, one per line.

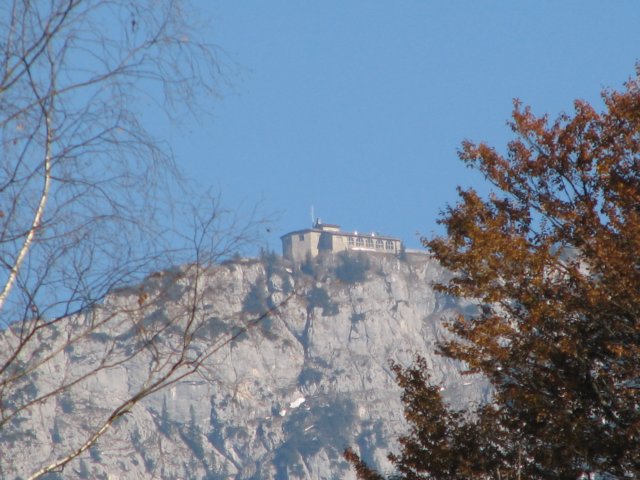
left=0, top=1, right=275, bottom=478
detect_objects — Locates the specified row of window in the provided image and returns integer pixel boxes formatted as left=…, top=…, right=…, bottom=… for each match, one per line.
left=347, top=236, right=396, bottom=251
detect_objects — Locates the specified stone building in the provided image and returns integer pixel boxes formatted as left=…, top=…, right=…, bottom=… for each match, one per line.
left=281, top=220, right=402, bottom=262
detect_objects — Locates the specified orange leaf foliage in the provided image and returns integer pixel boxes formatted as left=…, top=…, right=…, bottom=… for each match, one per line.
left=348, top=67, right=640, bottom=479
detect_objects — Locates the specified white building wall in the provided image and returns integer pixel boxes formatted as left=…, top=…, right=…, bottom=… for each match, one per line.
left=282, top=228, right=401, bottom=262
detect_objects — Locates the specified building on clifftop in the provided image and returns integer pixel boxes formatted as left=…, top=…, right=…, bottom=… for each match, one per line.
left=281, top=220, right=402, bottom=262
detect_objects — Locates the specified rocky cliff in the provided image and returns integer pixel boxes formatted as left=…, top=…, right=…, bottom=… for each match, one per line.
left=1, top=251, right=488, bottom=479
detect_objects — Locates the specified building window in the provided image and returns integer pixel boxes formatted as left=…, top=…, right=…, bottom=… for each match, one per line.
left=348, top=236, right=354, bottom=246
left=365, top=238, right=374, bottom=248
left=298, top=234, right=305, bottom=241
left=376, top=239, right=384, bottom=249
left=386, top=240, right=395, bottom=251
left=356, top=237, right=364, bottom=247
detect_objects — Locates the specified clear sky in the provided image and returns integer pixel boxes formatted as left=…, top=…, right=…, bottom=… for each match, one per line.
left=159, top=2, right=640, bottom=253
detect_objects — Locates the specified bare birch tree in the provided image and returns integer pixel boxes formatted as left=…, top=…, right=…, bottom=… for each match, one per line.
left=0, top=1, right=275, bottom=478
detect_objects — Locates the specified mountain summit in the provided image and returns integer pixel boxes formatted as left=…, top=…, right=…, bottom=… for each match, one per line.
left=2, top=251, right=486, bottom=479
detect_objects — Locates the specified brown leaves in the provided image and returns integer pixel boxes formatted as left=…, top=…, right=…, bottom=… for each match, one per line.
left=352, top=68, right=640, bottom=479
left=431, top=71, right=640, bottom=477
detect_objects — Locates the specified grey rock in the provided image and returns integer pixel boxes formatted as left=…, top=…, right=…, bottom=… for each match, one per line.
left=1, top=251, right=488, bottom=479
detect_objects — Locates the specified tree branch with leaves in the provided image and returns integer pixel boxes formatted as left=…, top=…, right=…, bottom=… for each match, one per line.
left=347, top=68, right=640, bottom=479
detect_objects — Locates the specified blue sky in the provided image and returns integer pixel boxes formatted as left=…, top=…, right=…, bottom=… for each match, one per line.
left=160, top=2, right=640, bottom=253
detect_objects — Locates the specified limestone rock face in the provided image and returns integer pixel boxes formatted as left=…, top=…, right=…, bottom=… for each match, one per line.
left=1, top=252, right=488, bottom=479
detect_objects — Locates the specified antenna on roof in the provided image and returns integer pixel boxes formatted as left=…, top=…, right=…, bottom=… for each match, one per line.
left=310, top=205, right=315, bottom=226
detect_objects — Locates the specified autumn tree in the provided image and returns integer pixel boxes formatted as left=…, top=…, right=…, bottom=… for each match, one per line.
left=347, top=70, right=640, bottom=478
left=0, top=1, right=278, bottom=478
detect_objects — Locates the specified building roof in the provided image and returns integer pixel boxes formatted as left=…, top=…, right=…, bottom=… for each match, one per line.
left=281, top=225, right=400, bottom=242
left=314, top=220, right=340, bottom=229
